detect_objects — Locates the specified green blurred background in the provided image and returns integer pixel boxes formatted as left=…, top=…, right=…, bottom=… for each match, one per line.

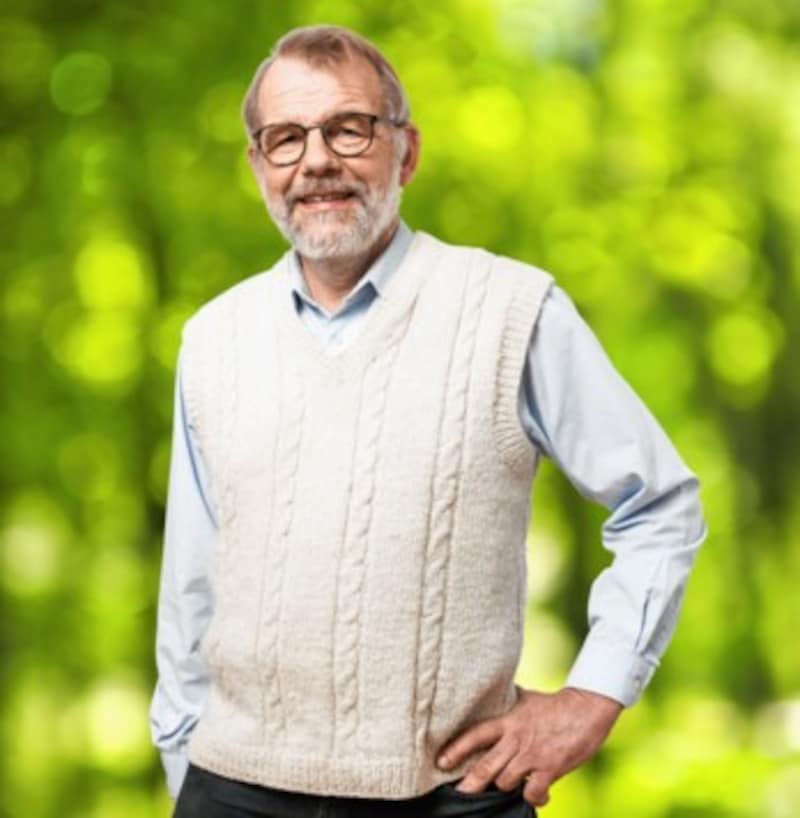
left=2, top=0, right=799, bottom=816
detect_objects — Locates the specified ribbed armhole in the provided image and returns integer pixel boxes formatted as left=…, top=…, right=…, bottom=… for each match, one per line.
left=179, top=297, right=233, bottom=541
left=492, top=255, right=554, bottom=476
left=178, top=313, right=207, bottom=460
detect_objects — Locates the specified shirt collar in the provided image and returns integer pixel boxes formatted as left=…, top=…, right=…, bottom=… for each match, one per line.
left=287, top=220, right=414, bottom=313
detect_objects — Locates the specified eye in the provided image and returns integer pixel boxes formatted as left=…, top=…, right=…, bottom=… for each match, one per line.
left=264, top=126, right=304, bottom=153
left=328, top=114, right=371, bottom=139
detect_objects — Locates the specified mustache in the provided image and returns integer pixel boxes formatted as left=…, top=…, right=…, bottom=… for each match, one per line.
left=288, top=182, right=365, bottom=208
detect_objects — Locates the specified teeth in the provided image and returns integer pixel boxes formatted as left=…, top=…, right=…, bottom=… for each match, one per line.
left=304, top=193, right=349, bottom=202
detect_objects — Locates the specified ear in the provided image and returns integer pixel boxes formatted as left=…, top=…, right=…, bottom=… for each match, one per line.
left=247, top=143, right=260, bottom=172
left=247, top=143, right=268, bottom=192
left=399, top=124, right=421, bottom=187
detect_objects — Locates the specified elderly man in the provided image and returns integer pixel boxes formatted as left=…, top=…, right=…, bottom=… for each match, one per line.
left=150, top=24, right=706, bottom=818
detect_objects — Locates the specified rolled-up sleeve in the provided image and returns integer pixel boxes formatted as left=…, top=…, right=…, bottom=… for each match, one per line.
left=149, top=345, right=217, bottom=798
left=519, top=285, right=707, bottom=707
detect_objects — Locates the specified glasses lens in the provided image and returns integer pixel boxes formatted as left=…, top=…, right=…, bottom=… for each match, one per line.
left=324, top=113, right=373, bottom=156
left=262, top=124, right=306, bottom=164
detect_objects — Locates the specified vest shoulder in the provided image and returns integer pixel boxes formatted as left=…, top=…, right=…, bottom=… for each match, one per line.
left=181, top=255, right=288, bottom=342
left=416, top=231, right=554, bottom=288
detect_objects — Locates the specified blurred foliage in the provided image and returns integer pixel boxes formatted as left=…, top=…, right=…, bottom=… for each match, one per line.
left=2, top=0, right=799, bottom=816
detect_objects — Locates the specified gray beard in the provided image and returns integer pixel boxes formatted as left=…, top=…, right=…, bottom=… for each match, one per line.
left=267, top=169, right=403, bottom=261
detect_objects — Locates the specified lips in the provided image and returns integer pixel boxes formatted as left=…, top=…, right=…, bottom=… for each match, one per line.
left=300, top=192, right=354, bottom=203
left=292, top=188, right=360, bottom=209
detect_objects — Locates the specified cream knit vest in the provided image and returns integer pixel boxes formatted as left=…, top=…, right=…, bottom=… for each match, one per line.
left=179, top=231, right=553, bottom=799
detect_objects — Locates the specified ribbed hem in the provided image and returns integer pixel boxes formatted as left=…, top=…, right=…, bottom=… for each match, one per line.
left=186, top=736, right=469, bottom=800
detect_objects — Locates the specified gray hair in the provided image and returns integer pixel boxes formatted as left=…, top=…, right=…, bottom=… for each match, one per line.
left=241, top=25, right=411, bottom=137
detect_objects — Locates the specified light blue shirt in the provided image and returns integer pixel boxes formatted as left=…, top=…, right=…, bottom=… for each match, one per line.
left=150, top=222, right=707, bottom=799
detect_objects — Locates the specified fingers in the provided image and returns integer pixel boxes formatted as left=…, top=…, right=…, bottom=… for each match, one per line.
left=493, top=755, right=538, bottom=792
left=437, top=719, right=505, bottom=771
left=451, top=739, right=518, bottom=793
left=522, top=770, right=554, bottom=807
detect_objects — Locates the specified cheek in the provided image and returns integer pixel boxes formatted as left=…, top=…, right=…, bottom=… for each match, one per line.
left=356, top=167, right=392, bottom=197
left=264, top=174, right=294, bottom=208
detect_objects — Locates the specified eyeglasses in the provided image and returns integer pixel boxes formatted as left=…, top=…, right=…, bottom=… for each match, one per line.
left=251, top=111, right=406, bottom=167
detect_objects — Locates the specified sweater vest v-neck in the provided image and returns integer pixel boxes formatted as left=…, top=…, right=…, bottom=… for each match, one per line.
left=179, top=230, right=553, bottom=799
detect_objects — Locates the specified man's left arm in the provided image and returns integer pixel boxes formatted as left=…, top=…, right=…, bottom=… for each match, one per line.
left=437, top=285, right=707, bottom=806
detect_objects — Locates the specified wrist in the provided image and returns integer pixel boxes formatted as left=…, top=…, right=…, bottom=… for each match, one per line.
left=563, top=686, right=625, bottom=716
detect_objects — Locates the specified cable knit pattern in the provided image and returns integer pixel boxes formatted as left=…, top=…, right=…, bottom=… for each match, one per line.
left=178, top=231, right=553, bottom=799
left=256, top=352, right=305, bottom=739
left=333, top=312, right=410, bottom=752
left=413, top=248, right=491, bottom=752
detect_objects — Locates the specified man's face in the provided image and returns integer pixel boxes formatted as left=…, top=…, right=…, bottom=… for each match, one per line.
left=247, top=55, right=419, bottom=261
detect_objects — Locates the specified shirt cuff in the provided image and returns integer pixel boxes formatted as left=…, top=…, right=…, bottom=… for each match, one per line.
left=564, top=629, right=659, bottom=708
left=160, top=747, right=190, bottom=801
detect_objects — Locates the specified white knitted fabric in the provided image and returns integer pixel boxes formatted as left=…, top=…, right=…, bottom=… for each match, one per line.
left=179, top=231, right=553, bottom=799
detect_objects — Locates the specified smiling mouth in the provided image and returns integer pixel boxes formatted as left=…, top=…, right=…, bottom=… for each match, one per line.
left=295, top=191, right=358, bottom=208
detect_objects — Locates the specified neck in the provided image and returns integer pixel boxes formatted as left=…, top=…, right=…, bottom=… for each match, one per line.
left=297, top=219, right=399, bottom=313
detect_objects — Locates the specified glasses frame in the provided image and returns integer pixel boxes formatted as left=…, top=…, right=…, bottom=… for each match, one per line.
left=250, top=110, right=407, bottom=167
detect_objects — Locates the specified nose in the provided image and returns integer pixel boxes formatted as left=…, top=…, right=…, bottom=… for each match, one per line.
left=299, top=126, right=341, bottom=176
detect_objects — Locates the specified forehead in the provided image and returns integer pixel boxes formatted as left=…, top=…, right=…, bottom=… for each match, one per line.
left=257, top=55, right=385, bottom=125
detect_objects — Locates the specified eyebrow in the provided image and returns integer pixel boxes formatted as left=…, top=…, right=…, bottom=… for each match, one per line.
left=259, top=108, right=378, bottom=129
left=260, top=92, right=375, bottom=128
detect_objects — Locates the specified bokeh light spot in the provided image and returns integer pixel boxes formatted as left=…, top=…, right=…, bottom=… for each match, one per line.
left=0, top=137, right=33, bottom=205
left=0, top=492, right=70, bottom=596
left=57, top=311, right=144, bottom=388
left=50, top=51, right=112, bottom=116
left=73, top=237, right=154, bottom=311
left=456, top=84, right=525, bottom=154
left=706, top=308, right=783, bottom=387
left=0, top=17, right=54, bottom=102
left=198, top=80, right=246, bottom=143
left=755, top=699, right=800, bottom=758
left=85, top=676, right=152, bottom=772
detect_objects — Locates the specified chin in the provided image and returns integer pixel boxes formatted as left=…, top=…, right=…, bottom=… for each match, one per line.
left=293, top=231, right=373, bottom=260
left=287, top=214, right=375, bottom=260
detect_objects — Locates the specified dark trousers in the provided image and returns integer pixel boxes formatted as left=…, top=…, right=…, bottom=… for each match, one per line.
left=173, top=763, right=536, bottom=818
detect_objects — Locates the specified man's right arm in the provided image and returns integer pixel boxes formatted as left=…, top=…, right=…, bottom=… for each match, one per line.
left=149, top=346, right=217, bottom=800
